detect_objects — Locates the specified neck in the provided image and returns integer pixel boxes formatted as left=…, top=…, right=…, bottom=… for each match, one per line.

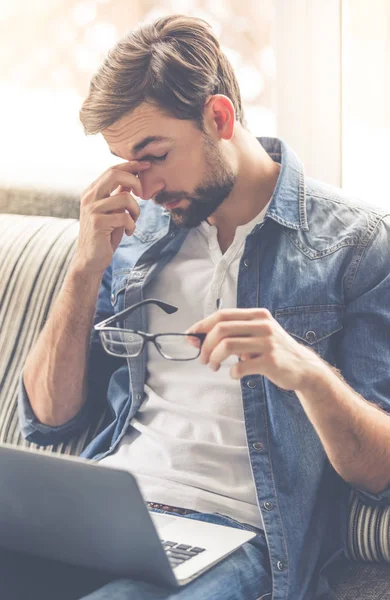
left=207, top=130, right=280, bottom=243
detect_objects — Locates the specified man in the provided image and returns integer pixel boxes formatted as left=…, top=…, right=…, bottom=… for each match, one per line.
left=15, top=13, right=390, bottom=600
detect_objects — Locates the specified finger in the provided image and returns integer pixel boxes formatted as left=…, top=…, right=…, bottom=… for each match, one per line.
left=113, top=181, right=142, bottom=200
left=239, top=353, right=259, bottom=361
left=199, top=320, right=272, bottom=364
left=92, top=191, right=141, bottom=223
left=185, top=334, right=201, bottom=347
left=113, top=190, right=141, bottom=225
left=186, top=308, right=272, bottom=335
left=111, top=160, right=151, bottom=172
left=95, top=212, right=137, bottom=236
left=116, top=184, right=133, bottom=194
left=96, top=170, right=146, bottom=202
left=83, top=161, right=150, bottom=203
left=230, top=356, right=265, bottom=380
left=208, top=338, right=264, bottom=371
left=108, top=184, right=135, bottom=203
left=86, top=160, right=151, bottom=191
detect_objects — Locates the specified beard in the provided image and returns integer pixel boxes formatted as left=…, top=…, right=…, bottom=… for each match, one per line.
left=154, top=135, right=236, bottom=228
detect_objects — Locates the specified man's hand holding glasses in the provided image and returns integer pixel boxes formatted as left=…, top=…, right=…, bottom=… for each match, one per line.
left=94, top=298, right=207, bottom=361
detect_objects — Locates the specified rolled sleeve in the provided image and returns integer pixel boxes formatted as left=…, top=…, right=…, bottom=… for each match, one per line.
left=18, top=372, right=94, bottom=446
left=354, top=484, right=390, bottom=507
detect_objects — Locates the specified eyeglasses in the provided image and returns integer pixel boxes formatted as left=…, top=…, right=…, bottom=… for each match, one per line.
left=94, top=298, right=208, bottom=361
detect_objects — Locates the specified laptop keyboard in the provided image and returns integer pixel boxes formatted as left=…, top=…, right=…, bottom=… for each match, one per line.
left=160, top=540, right=206, bottom=568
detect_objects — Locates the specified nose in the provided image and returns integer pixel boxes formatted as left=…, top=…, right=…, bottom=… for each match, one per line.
left=138, top=171, right=165, bottom=201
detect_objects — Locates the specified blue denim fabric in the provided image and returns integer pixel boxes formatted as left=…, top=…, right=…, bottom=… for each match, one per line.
left=18, top=137, right=390, bottom=600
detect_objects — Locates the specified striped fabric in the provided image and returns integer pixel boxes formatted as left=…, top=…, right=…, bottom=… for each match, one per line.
left=0, top=213, right=106, bottom=455
left=0, top=212, right=389, bottom=563
left=347, top=491, right=390, bottom=562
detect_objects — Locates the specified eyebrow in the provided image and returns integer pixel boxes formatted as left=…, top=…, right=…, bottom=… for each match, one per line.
left=110, top=136, right=173, bottom=159
left=132, top=136, right=172, bottom=154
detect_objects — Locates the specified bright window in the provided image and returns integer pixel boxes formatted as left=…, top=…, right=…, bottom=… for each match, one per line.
left=2, top=1, right=387, bottom=207
left=341, top=0, right=390, bottom=208
left=274, top=0, right=390, bottom=209
left=0, top=1, right=277, bottom=193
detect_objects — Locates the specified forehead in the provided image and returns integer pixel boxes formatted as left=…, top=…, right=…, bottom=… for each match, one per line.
left=102, top=102, right=196, bottom=156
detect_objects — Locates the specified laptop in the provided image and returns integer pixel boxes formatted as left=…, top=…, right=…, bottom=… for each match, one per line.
left=0, top=443, right=256, bottom=588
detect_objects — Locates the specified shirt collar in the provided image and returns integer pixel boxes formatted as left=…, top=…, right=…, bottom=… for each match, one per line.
left=163, top=136, right=309, bottom=235
left=259, top=137, right=309, bottom=231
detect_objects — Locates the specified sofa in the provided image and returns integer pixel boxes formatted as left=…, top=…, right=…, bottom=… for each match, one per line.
left=0, top=185, right=389, bottom=599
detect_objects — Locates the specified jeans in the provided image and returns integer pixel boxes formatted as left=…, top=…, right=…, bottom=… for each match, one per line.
left=0, top=512, right=272, bottom=600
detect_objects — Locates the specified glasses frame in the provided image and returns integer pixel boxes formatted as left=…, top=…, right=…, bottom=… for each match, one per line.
left=94, top=298, right=206, bottom=361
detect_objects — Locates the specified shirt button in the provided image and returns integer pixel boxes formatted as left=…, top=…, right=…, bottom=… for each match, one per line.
left=252, top=442, right=264, bottom=451
left=247, top=379, right=257, bottom=388
left=243, top=258, right=249, bottom=267
left=136, top=393, right=142, bottom=401
left=169, top=232, right=176, bottom=238
left=277, top=561, right=285, bottom=571
left=263, top=501, right=274, bottom=511
left=305, top=330, right=317, bottom=343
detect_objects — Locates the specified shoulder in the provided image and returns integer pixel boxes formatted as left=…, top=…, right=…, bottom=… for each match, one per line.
left=304, top=177, right=390, bottom=245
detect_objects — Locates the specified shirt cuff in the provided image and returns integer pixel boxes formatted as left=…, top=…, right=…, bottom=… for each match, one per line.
left=353, top=484, right=390, bottom=507
left=17, top=372, right=91, bottom=446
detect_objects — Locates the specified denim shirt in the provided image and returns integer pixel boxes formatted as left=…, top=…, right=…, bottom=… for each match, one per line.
left=19, top=138, right=390, bottom=599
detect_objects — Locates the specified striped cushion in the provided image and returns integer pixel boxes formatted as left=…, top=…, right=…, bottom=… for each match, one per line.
left=347, top=491, right=390, bottom=562
left=0, top=213, right=389, bottom=563
left=0, top=213, right=106, bottom=455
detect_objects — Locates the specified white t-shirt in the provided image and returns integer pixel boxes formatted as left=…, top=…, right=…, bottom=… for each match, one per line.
left=100, top=203, right=269, bottom=529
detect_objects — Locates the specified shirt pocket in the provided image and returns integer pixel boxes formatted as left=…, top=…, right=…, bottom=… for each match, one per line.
left=274, top=304, right=344, bottom=396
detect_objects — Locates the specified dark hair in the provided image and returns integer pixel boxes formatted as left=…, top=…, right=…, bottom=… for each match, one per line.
left=79, top=14, right=245, bottom=134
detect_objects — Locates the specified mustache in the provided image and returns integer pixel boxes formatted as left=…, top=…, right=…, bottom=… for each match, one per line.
left=154, top=191, right=189, bottom=205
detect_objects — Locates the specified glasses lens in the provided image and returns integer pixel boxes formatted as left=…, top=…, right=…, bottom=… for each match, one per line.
left=155, top=334, right=201, bottom=360
left=101, top=330, right=143, bottom=357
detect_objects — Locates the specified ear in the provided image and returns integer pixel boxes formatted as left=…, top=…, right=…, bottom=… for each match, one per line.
left=203, top=95, right=235, bottom=141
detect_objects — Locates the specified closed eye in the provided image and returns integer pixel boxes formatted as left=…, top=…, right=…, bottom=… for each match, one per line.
left=141, top=152, right=168, bottom=162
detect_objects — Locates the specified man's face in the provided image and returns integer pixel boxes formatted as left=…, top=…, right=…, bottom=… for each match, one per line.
left=102, top=102, right=236, bottom=228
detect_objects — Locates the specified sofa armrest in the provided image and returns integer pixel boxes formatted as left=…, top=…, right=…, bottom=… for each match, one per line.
left=346, top=490, right=390, bottom=562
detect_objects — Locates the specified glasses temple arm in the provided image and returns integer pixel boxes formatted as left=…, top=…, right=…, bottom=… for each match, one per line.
left=95, top=298, right=178, bottom=329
